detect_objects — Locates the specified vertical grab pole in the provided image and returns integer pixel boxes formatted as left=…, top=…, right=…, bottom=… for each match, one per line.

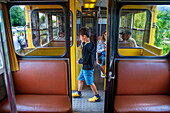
left=0, top=3, right=18, bottom=113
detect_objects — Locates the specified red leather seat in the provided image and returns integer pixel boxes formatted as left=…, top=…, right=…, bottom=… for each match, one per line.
left=0, top=60, right=71, bottom=113
left=115, top=95, right=170, bottom=113
left=0, top=95, right=71, bottom=113
left=114, top=60, right=170, bottom=113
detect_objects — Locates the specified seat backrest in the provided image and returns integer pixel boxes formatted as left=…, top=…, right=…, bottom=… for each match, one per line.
left=13, top=60, right=68, bottom=95
left=117, top=60, right=170, bottom=95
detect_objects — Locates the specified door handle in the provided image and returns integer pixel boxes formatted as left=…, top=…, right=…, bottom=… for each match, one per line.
left=109, top=71, right=115, bottom=80
left=100, top=73, right=106, bottom=78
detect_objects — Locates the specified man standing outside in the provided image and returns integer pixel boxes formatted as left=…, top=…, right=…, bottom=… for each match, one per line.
left=72, top=27, right=100, bottom=102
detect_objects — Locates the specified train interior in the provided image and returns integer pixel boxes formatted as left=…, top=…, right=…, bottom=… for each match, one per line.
left=0, top=0, right=170, bottom=113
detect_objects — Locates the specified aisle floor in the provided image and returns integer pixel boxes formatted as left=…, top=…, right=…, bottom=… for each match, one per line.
left=72, top=90, right=105, bottom=113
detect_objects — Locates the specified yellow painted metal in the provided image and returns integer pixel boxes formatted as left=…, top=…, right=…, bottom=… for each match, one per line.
left=83, top=0, right=96, bottom=2
left=70, top=0, right=82, bottom=90
left=118, top=48, right=142, bottom=56
left=118, top=44, right=162, bottom=56
left=31, top=5, right=62, bottom=9
left=118, top=43, right=162, bottom=56
left=25, top=6, right=34, bottom=48
left=76, top=45, right=82, bottom=89
left=122, top=5, right=155, bottom=10
left=25, top=47, right=65, bottom=56
left=149, top=6, right=157, bottom=45
left=70, top=0, right=77, bottom=90
left=143, top=42, right=162, bottom=56
left=142, top=49, right=157, bottom=56
left=76, top=0, right=82, bottom=11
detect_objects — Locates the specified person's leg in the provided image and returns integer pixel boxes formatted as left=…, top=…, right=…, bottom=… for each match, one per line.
left=78, top=80, right=83, bottom=92
left=72, top=68, right=85, bottom=97
left=90, top=83, right=98, bottom=95
left=88, top=82, right=101, bottom=102
left=84, top=69, right=101, bottom=102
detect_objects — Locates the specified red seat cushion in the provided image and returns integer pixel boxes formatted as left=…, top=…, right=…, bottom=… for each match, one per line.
left=0, top=95, right=71, bottom=113
left=114, top=95, right=170, bottom=113
left=13, top=60, right=68, bottom=95
left=117, top=60, right=169, bottom=95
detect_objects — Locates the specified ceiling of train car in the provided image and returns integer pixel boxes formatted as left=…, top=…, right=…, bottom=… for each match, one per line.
left=80, top=0, right=107, bottom=8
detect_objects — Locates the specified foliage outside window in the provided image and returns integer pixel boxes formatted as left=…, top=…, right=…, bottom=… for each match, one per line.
left=155, top=6, right=170, bottom=55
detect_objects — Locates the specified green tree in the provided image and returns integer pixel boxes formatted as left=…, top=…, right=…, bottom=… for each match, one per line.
left=39, top=15, right=45, bottom=25
left=10, top=6, right=26, bottom=26
left=156, top=9, right=170, bottom=55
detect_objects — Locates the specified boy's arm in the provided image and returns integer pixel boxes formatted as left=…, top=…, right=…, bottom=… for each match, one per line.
left=78, top=49, right=91, bottom=64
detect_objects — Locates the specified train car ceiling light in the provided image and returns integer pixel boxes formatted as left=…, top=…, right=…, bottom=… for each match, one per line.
left=84, top=3, right=95, bottom=8
left=83, top=0, right=97, bottom=8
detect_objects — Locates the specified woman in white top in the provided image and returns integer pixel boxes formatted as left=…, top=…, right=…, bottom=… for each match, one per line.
left=97, top=31, right=106, bottom=65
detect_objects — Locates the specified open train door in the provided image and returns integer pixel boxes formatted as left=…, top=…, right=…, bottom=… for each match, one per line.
left=105, top=0, right=170, bottom=112
left=104, top=0, right=117, bottom=112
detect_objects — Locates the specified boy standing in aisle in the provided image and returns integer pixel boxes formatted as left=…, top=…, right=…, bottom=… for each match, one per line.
left=72, top=27, right=100, bottom=102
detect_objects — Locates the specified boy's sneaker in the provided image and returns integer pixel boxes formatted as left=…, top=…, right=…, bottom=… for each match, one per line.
left=88, top=95, right=101, bottom=102
left=72, top=91, right=82, bottom=98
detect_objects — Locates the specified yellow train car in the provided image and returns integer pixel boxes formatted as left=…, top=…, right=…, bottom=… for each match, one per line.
left=0, top=0, right=169, bottom=113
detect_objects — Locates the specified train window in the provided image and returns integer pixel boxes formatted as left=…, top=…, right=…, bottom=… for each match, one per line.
left=76, top=10, right=82, bottom=47
left=10, top=5, right=66, bottom=56
left=70, top=11, right=73, bottom=46
left=118, top=5, right=170, bottom=56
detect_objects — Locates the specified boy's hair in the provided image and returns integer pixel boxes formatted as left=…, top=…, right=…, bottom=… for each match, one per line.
left=79, top=27, right=90, bottom=38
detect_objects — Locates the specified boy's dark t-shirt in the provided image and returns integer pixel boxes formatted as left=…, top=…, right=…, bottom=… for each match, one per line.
left=78, top=41, right=95, bottom=70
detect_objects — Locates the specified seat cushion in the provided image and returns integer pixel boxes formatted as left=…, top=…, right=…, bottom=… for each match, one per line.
left=13, top=60, right=68, bottom=95
left=117, top=60, right=169, bottom=95
left=114, top=95, right=170, bottom=113
left=0, top=95, right=71, bottom=113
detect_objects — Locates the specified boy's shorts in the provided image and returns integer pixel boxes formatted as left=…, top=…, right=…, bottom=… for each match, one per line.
left=78, top=68, right=94, bottom=85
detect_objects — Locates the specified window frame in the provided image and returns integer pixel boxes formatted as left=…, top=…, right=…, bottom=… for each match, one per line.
left=70, top=10, right=73, bottom=47
left=116, top=4, right=170, bottom=58
left=31, top=8, right=66, bottom=47
left=76, top=10, right=82, bottom=47
left=119, top=9, right=152, bottom=48
left=0, top=51, right=3, bottom=75
left=9, top=3, right=69, bottom=58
